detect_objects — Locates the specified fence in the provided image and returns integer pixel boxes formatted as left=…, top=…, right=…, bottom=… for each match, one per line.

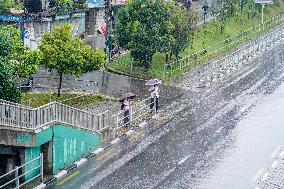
left=0, top=100, right=109, bottom=133
left=162, top=12, right=284, bottom=78
left=188, top=21, right=284, bottom=87
left=0, top=154, right=43, bottom=189
left=111, top=97, right=157, bottom=136
left=21, top=81, right=100, bottom=107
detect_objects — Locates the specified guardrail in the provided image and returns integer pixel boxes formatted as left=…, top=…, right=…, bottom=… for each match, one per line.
left=111, top=97, right=157, bottom=136
left=189, top=21, right=284, bottom=87
left=0, top=153, right=43, bottom=189
left=0, top=100, right=109, bottom=132
left=162, top=12, right=284, bottom=78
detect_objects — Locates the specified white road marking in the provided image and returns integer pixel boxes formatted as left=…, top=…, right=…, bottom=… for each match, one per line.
left=271, top=146, right=282, bottom=158
left=251, top=168, right=265, bottom=183
left=178, top=156, right=189, bottom=165
left=279, top=150, right=284, bottom=157
left=271, top=161, right=278, bottom=168
left=261, top=173, right=269, bottom=181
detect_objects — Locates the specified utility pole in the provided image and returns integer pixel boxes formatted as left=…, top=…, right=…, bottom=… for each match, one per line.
left=255, top=0, right=273, bottom=29
left=105, top=0, right=113, bottom=62
left=261, top=3, right=264, bottom=28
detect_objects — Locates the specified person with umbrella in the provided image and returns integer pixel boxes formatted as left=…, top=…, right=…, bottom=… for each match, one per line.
left=146, top=79, right=161, bottom=113
left=120, top=92, right=136, bottom=127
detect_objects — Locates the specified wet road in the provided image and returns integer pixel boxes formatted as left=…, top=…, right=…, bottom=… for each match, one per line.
left=49, top=40, right=284, bottom=188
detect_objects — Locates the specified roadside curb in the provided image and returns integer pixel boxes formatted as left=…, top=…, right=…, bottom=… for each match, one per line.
left=33, top=114, right=160, bottom=189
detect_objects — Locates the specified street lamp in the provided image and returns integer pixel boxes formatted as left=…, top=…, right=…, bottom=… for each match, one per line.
left=105, top=0, right=113, bottom=62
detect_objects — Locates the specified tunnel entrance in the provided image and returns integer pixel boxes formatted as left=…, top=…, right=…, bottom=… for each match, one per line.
left=0, top=146, right=22, bottom=187
left=41, top=141, right=53, bottom=175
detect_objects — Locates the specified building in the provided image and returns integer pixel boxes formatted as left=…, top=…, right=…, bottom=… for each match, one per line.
left=0, top=0, right=86, bottom=49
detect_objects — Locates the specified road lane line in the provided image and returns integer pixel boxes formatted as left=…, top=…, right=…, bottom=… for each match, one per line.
left=271, top=161, right=278, bottom=168
left=178, top=156, right=189, bottom=165
left=279, top=150, right=284, bottom=157
left=261, top=173, right=269, bottom=181
left=251, top=168, right=265, bottom=183
left=57, top=171, right=80, bottom=185
left=271, top=145, right=282, bottom=158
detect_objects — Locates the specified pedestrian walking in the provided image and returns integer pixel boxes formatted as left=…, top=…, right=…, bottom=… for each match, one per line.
left=154, top=84, right=159, bottom=112
left=149, top=85, right=159, bottom=113
left=120, top=92, right=136, bottom=127
left=146, top=79, right=161, bottom=113
left=121, top=98, right=130, bottom=127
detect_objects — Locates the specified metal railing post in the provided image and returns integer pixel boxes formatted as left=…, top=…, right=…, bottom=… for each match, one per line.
left=116, top=115, right=119, bottom=129
left=130, top=106, right=133, bottom=124
left=15, top=166, right=19, bottom=189
left=40, top=153, right=44, bottom=182
left=154, top=97, right=157, bottom=115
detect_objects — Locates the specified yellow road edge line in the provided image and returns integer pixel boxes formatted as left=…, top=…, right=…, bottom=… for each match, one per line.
left=128, top=130, right=145, bottom=142
left=57, top=171, right=80, bottom=186
left=251, top=168, right=265, bottom=183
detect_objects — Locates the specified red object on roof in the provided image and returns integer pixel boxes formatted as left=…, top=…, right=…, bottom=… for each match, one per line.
left=101, top=25, right=106, bottom=34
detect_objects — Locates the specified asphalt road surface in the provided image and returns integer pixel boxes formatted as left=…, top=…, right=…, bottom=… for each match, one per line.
left=48, top=38, right=284, bottom=189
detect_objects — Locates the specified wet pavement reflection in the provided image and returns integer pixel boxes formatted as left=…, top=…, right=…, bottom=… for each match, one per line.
left=49, top=42, right=284, bottom=189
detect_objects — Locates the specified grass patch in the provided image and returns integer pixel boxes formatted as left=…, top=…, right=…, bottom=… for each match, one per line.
left=108, top=2, right=284, bottom=80
left=21, top=92, right=106, bottom=108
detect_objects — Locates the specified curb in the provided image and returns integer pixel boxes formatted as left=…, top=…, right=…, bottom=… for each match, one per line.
left=33, top=114, right=160, bottom=189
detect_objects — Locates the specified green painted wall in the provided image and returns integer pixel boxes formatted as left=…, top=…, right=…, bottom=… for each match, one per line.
left=17, top=133, right=33, bottom=146
left=24, top=124, right=100, bottom=180
left=25, top=147, right=41, bottom=181
left=52, top=125, right=100, bottom=173
left=35, top=127, right=53, bottom=146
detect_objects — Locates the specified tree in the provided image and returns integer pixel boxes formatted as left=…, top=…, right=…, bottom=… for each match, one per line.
left=167, top=3, right=196, bottom=62
left=0, top=25, right=40, bottom=78
left=115, top=0, right=172, bottom=70
left=0, top=26, right=40, bottom=102
left=39, top=24, right=105, bottom=97
left=0, top=57, right=21, bottom=102
left=15, top=50, right=41, bottom=78
left=0, top=26, right=23, bottom=103
left=0, top=26, right=23, bottom=57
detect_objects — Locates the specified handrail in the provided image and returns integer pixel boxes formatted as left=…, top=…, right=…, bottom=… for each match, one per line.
left=163, top=12, right=284, bottom=77
left=0, top=99, right=32, bottom=109
left=0, top=154, right=43, bottom=189
left=0, top=99, right=110, bottom=132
